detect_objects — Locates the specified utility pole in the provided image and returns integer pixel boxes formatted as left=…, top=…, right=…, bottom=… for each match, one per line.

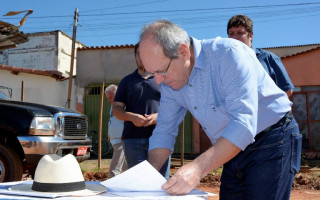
left=67, top=8, right=78, bottom=108
left=21, top=81, right=24, bottom=101
left=98, top=82, right=105, bottom=169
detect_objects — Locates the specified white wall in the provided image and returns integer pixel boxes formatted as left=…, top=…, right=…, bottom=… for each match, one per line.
left=0, top=70, right=77, bottom=111
left=0, top=31, right=85, bottom=112
left=57, top=31, right=84, bottom=75
left=76, top=47, right=136, bottom=87
left=0, top=31, right=85, bottom=76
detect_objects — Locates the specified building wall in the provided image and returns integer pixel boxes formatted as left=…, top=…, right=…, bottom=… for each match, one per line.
left=76, top=47, right=136, bottom=87
left=282, top=48, right=320, bottom=86
left=0, top=70, right=77, bottom=111
left=281, top=48, right=320, bottom=154
left=1, top=32, right=57, bottom=70
left=57, top=31, right=83, bottom=75
left=0, top=31, right=84, bottom=75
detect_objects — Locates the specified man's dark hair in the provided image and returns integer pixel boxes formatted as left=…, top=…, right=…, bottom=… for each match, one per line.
left=227, top=15, right=253, bottom=35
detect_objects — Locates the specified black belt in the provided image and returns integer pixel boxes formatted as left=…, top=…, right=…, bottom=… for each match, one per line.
left=255, top=111, right=293, bottom=140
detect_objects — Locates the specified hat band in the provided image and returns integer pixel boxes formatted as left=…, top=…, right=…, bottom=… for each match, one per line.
left=32, top=181, right=86, bottom=192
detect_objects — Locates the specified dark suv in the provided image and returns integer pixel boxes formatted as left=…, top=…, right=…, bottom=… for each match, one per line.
left=0, top=86, right=92, bottom=182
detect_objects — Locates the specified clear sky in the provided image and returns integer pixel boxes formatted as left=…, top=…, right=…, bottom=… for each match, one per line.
left=1, top=0, right=320, bottom=48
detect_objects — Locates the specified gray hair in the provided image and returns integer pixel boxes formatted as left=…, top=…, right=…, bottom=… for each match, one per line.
left=105, top=84, right=117, bottom=95
left=140, top=20, right=190, bottom=59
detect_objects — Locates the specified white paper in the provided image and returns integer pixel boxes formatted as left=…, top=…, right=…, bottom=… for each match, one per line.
left=109, top=189, right=209, bottom=197
left=0, top=188, right=63, bottom=198
left=102, top=160, right=167, bottom=192
left=101, top=160, right=210, bottom=198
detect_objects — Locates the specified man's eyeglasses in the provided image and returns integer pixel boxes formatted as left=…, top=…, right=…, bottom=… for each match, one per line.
left=144, top=59, right=172, bottom=77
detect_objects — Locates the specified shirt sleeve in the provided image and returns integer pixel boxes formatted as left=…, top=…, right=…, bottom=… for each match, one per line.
left=114, top=77, right=127, bottom=104
left=148, top=85, right=187, bottom=153
left=215, top=42, right=261, bottom=150
left=255, top=48, right=294, bottom=92
left=267, top=53, right=294, bottom=92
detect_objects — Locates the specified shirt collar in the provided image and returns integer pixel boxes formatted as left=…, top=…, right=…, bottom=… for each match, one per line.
left=190, top=37, right=206, bottom=72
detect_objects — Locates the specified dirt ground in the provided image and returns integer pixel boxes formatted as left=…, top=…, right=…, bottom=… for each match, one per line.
left=83, top=169, right=320, bottom=200
left=196, top=172, right=320, bottom=200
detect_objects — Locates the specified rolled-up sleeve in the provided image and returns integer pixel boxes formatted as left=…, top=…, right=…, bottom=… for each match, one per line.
left=215, top=43, right=260, bottom=150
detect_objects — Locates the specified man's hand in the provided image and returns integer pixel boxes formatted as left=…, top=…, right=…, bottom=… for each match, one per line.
left=143, top=113, right=158, bottom=126
left=162, top=137, right=241, bottom=195
left=113, top=102, right=156, bottom=127
left=131, top=114, right=148, bottom=127
left=162, top=162, right=202, bottom=195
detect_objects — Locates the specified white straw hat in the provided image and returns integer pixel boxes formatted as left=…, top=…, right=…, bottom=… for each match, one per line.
left=9, top=154, right=106, bottom=197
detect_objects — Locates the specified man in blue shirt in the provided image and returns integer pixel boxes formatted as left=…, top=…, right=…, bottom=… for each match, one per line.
left=227, top=15, right=294, bottom=97
left=113, top=43, right=170, bottom=179
left=139, top=20, right=302, bottom=199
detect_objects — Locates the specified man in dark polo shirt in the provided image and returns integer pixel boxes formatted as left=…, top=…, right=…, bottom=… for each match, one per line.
left=113, top=43, right=170, bottom=178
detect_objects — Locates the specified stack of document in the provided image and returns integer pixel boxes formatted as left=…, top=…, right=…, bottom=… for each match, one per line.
left=101, top=160, right=210, bottom=198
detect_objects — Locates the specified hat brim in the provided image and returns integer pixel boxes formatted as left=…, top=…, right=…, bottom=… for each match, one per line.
left=9, top=182, right=106, bottom=197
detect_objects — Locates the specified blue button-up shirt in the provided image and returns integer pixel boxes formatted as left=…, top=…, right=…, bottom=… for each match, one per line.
left=149, top=37, right=292, bottom=152
left=253, top=47, right=294, bottom=92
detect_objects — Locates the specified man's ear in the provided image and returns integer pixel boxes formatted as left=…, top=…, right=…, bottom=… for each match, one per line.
left=249, top=33, right=253, bottom=42
left=178, top=43, right=191, bottom=60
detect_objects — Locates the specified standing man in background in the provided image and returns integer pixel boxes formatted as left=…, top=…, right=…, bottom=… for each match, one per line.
left=112, top=43, right=170, bottom=179
left=227, top=14, right=294, bottom=97
left=105, top=84, right=127, bottom=178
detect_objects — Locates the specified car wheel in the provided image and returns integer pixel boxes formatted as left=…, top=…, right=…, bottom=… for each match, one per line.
left=0, top=144, right=23, bottom=182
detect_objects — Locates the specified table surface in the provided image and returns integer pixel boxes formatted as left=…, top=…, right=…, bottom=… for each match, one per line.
left=0, top=181, right=210, bottom=200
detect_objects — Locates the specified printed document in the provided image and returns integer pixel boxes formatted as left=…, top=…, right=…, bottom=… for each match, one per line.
left=101, top=160, right=209, bottom=198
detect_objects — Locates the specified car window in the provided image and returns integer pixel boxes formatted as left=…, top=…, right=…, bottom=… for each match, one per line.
left=0, top=91, right=10, bottom=100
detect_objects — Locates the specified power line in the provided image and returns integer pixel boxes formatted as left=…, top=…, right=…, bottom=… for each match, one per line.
left=3, top=1, right=320, bottom=20
left=80, top=0, right=170, bottom=13
left=79, top=2, right=320, bottom=17
left=4, top=1, right=319, bottom=46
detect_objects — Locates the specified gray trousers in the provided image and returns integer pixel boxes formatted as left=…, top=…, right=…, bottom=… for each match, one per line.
left=109, top=143, right=127, bottom=178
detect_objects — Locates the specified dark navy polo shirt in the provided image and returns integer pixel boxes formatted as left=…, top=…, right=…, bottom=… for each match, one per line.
left=114, top=70, right=161, bottom=139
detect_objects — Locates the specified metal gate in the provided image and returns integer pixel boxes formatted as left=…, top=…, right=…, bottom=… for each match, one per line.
left=84, top=84, right=111, bottom=141
left=292, top=89, right=320, bottom=152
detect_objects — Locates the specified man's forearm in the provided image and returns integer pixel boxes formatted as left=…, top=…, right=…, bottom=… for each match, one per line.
left=148, top=148, right=171, bottom=171
left=160, top=137, right=241, bottom=195
left=195, top=137, right=241, bottom=178
left=112, top=104, right=134, bottom=121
